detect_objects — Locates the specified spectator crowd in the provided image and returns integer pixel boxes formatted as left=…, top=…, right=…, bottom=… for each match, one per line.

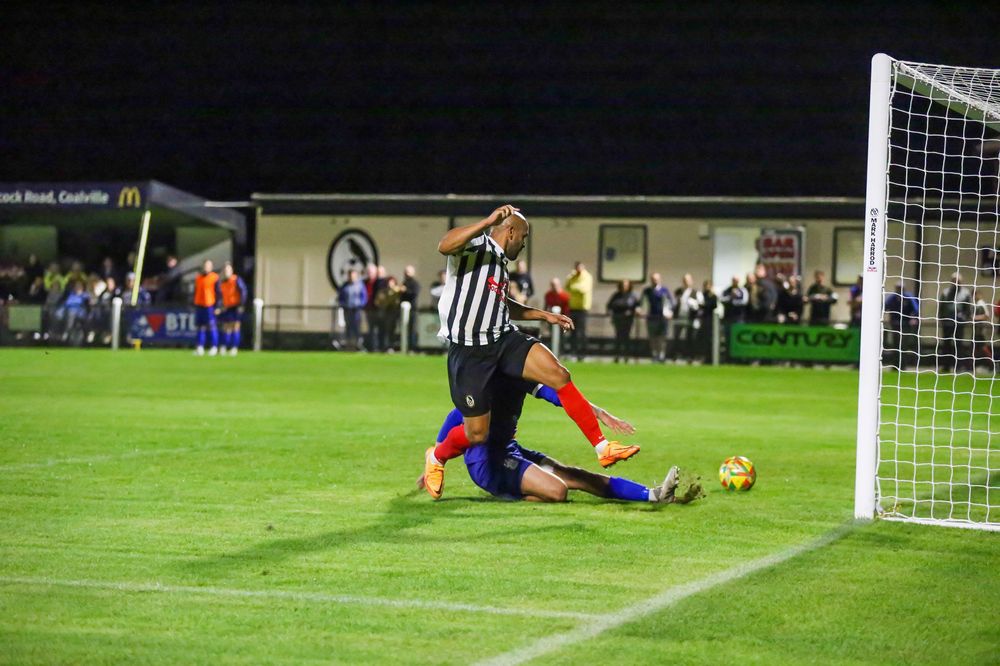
left=0, top=252, right=184, bottom=344
left=5, top=250, right=998, bottom=372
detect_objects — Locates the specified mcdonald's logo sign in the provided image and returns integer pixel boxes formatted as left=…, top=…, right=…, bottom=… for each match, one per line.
left=118, top=186, right=142, bottom=208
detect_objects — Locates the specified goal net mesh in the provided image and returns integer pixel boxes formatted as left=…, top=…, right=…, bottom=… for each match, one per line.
left=877, top=59, right=1000, bottom=528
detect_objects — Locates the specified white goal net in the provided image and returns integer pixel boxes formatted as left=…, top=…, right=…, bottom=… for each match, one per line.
left=856, top=55, right=1000, bottom=530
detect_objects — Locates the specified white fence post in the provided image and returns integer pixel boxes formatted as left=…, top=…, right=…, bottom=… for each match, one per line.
left=400, top=301, right=412, bottom=354
left=551, top=306, right=562, bottom=357
left=711, top=309, right=721, bottom=366
left=253, top=298, right=264, bottom=352
left=110, top=297, right=122, bottom=351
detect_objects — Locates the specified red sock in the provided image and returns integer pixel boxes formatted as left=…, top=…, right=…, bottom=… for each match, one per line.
left=556, top=381, right=606, bottom=447
left=434, top=425, right=470, bottom=462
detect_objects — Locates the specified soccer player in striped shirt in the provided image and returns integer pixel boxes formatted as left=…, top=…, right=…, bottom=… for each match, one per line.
left=427, top=205, right=639, bottom=497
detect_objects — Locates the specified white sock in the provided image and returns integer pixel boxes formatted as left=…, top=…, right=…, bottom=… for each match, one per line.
left=594, top=439, right=610, bottom=456
left=429, top=451, right=442, bottom=465
left=647, top=488, right=657, bottom=502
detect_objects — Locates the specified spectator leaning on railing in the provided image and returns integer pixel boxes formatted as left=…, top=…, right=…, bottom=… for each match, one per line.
left=674, top=273, right=703, bottom=359
left=60, top=280, right=91, bottom=341
left=849, top=275, right=863, bottom=327
left=641, top=272, right=674, bottom=363
left=753, top=264, right=779, bottom=323
left=806, top=270, right=837, bottom=326
left=698, top=279, right=718, bottom=359
left=884, top=282, right=919, bottom=371
left=338, top=269, right=368, bottom=351
left=606, top=279, right=639, bottom=363
left=777, top=274, right=804, bottom=325
left=376, top=275, right=404, bottom=352
left=509, top=260, right=534, bottom=305
left=544, top=278, right=570, bottom=314
left=43, top=262, right=66, bottom=293
left=720, top=275, right=749, bottom=324
left=401, top=265, right=420, bottom=351
left=938, top=272, right=974, bottom=372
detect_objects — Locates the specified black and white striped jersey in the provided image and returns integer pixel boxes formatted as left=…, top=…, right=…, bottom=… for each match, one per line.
left=437, top=233, right=517, bottom=346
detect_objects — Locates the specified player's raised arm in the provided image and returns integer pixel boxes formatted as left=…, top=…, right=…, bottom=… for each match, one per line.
left=437, top=204, right=520, bottom=255
left=507, top=298, right=573, bottom=331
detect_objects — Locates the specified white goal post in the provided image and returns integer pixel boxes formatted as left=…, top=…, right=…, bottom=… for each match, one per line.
left=855, top=54, right=1000, bottom=531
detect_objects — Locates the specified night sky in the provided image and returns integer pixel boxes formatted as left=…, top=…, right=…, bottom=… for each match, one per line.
left=3, top=2, right=997, bottom=200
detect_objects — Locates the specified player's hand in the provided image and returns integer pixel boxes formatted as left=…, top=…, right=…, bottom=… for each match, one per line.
left=596, top=408, right=636, bottom=435
left=488, top=204, right=520, bottom=226
left=214, top=308, right=221, bottom=315
left=545, top=311, right=574, bottom=331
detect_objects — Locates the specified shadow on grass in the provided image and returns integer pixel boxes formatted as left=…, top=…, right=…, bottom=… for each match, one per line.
left=182, top=489, right=592, bottom=575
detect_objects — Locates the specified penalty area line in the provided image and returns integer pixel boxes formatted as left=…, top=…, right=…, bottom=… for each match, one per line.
left=0, top=576, right=598, bottom=621
left=475, top=522, right=856, bottom=666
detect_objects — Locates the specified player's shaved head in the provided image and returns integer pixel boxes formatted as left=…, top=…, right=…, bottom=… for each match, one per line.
left=491, top=210, right=529, bottom=260
left=498, top=210, right=527, bottom=231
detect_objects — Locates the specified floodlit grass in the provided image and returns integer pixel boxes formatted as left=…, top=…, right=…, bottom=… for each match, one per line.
left=0, top=349, right=997, bottom=664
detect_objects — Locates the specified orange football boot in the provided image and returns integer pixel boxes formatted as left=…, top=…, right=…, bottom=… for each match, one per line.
left=598, top=441, right=640, bottom=468
left=422, top=447, right=445, bottom=499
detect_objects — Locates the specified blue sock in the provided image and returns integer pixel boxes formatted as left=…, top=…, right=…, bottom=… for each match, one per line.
left=608, top=476, right=651, bottom=502
left=223, top=331, right=232, bottom=348
left=197, top=329, right=206, bottom=347
left=233, top=329, right=241, bottom=348
left=209, top=325, right=219, bottom=348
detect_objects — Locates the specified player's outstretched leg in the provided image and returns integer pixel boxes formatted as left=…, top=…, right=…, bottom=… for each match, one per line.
left=521, top=343, right=639, bottom=467
left=541, top=457, right=679, bottom=503
left=519, top=464, right=569, bottom=502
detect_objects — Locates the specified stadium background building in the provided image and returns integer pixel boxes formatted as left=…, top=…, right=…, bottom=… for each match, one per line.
left=251, top=194, right=864, bottom=341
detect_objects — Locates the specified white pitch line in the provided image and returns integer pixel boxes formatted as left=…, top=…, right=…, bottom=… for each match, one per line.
left=0, top=576, right=598, bottom=621
left=475, top=522, right=856, bottom=666
left=0, top=446, right=199, bottom=471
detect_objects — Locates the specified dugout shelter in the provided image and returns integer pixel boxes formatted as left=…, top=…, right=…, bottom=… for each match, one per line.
left=0, top=181, right=248, bottom=343
left=0, top=180, right=248, bottom=288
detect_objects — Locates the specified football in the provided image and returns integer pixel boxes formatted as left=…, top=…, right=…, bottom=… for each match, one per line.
left=719, top=456, right=756, bottom=491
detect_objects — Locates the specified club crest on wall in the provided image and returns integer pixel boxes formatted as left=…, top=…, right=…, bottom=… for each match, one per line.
left=327, top=229, right=379, bottom=289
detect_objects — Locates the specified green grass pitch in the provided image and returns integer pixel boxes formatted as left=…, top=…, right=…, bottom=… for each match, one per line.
left=1, top=349, right=997, bottom=664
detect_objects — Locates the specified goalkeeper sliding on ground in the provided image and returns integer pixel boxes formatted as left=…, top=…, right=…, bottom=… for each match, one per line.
left=419, top=374, right=702, bottom=503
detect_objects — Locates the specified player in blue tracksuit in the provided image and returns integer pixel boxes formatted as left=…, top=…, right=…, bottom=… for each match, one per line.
left=423, top=375, right=684, bottom=503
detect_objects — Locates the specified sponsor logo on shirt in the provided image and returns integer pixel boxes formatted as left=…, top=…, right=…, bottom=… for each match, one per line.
left=486, top=276, right=508, bottom=295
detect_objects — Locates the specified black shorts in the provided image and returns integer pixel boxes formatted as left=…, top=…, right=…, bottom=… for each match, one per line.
left=447, top=331, right=540, bottom=417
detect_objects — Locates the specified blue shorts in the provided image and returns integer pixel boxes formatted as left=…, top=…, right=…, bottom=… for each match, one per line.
left=219, top=307, right=242, bottom=323
left=463, top=440, right=547, bottom=500
left=195, top=306, right=217, bottom=327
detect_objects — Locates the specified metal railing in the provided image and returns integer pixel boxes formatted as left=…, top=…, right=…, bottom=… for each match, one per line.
left=250, top=300, right=724, bottom=362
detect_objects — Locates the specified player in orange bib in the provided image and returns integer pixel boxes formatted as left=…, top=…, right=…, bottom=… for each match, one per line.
left=218, top=261, right=248, bottom=356
left=194, top=259, right=221, bottom=356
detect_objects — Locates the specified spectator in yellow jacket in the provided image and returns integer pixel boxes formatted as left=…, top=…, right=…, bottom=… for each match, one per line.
left=565, top=261, right=593, bottom=360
